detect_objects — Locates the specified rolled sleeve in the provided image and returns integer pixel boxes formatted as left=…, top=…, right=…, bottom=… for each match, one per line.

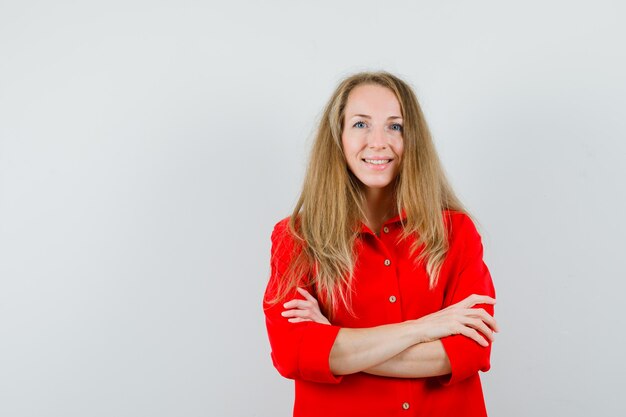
left=438, top=310, right=493, bottom=385
left=299, top=322, right=343, bottom=382
left=263, top=218, right=344, bottom=384
left=438, top=214, right=496, bottom=386
left=265, top=300, right=343, bottom=384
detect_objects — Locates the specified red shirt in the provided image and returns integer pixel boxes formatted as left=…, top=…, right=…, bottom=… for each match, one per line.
left=263, top=210, right=496, bottom=417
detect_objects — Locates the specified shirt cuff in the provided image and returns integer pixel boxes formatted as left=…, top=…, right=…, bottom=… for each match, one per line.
left=438, top=334, right=491, bottom=386
left=298, top=322, right=344, bottom=384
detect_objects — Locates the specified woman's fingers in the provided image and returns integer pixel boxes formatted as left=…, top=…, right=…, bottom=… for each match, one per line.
left=296, top=287, right=318, bottom=304
left=453, top=308, right=497, bottom=343
left=467, top=308, right=499, bottom=332
left=473, top=308, right=500, bottom=333
left=283, top=288, right=318, bottom=309
left=461, top=294, right=496, bottom=308
left=282, top=290, right=331, bottom=325
left=281, top=308, right=314, bottom=319
left=464, top=317, right=495, bottom=343
left=458, top=325, right=489, bottom=347
left=414, top=298, right=499, bottom=345
left=282, top=307, right=330, bottom=325
left=283, top=299, right=310, bottom=309
left=288, top=317, right=312, bottom=323
left=452, top=309, right=497, bottom=342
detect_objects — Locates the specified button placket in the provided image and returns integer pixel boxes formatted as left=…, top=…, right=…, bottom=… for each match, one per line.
left=376, top=235, right=401, bottom=320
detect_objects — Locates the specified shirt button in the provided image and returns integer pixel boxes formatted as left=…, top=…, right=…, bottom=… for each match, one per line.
left=389, top=295, right=397, bottom=303
left=402, top=402, right=410, bottom=410
left=383, top=226, right=389, bottom=233
left=384, top=259, right=391, bottom=266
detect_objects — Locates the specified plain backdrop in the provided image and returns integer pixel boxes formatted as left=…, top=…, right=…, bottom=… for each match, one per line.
left=1, top=1, right=625, bottom=416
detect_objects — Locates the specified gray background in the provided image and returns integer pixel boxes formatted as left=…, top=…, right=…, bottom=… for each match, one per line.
left=1, top=1, right=625, bottom=416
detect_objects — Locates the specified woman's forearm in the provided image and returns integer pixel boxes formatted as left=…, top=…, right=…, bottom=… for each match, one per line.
left=287, top=290, right=496, bottom=377
left=329, top=320, right=423, bottom=375
left=362, top=340, right=451, bottom=378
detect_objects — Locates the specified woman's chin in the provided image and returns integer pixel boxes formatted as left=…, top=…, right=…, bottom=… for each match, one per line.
left=359, top=179, right=396, bottom=192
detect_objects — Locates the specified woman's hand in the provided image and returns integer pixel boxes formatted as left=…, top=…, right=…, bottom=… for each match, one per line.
left=412, top=294, right=498, bottom=347
left=281, top=287, right=331, bottom=325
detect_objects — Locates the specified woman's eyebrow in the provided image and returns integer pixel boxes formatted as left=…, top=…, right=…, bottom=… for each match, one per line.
left=348, top=114, right=403, bottom=120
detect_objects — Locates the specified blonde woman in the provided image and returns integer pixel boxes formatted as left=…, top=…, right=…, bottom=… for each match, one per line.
left=263, top=71, right=498, bottom=417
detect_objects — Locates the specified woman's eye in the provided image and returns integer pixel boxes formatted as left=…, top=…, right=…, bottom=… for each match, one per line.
left=390, top=123, right=403, bottom=132
left=353, top=121, right=367, bottom=128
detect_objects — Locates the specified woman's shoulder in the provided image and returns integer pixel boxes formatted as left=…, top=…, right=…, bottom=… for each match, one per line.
left=271, top=216, right=297, bottom=240
left=270, top=215, right=302, bottom=253
left=272, top=216, right=291, bottom=233
left=442, top=209, right=482, bottom=242
left=269, top=216, right=306, bottom=270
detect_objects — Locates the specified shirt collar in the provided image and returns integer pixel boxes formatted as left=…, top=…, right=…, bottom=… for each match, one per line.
left=358, top=208, right=407, bottom=235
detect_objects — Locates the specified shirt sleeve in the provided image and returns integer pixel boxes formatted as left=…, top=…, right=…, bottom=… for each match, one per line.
left=438, top=214, right=496, bottom=386
left=262, top=218, right=344, bottom=384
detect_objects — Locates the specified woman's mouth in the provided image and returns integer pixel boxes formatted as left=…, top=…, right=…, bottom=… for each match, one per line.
left=361, top=158, right=393, bottom=170
left=363, top=159, right=391, bottom=165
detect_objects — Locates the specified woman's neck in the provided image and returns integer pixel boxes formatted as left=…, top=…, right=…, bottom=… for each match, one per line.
left=362, top=186, right=397, bottom=235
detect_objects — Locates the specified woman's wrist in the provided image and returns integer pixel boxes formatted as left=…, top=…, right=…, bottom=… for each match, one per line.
left=406, top=319, right=429, bottom=345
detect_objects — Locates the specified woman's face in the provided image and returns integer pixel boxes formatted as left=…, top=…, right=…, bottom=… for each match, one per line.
left=341, top=84, right=404, bottom=193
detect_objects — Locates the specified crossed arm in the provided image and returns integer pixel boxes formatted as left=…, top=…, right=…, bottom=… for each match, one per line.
left=281, top=287, right=498, bottom=378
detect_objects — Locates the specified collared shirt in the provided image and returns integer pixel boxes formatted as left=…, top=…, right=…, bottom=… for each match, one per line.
left=263, top=210, right=496, bottom=417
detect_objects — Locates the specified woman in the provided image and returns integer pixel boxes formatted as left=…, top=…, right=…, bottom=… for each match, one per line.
left=263, top=71, right=498, bottom=417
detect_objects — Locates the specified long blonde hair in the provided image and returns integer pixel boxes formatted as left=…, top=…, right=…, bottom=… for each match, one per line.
left=269, top=71, right=468, bottom=318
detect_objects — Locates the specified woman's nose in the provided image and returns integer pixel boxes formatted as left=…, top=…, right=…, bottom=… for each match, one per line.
left=368, top=126, right=388, bottom=149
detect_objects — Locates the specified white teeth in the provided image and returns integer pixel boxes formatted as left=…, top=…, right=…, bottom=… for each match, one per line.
left=364, top=159, right=390, bottom=165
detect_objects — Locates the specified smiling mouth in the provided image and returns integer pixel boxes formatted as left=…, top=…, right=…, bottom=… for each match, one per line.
left=362, top=159, right=392, bottom=165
